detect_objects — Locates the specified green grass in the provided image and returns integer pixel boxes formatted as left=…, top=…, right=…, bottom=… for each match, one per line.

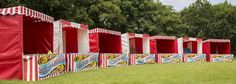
left=1, top=61, right=236, bottom=84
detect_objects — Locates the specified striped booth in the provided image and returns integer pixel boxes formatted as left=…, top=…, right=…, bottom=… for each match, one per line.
left=122, top=33, right=155, bottom=65
left=203, top=39, right=234, bottom=62
left=89, top=28, right=128, bottom=67
left=0, top=6, right=58, bottom=81
left=150, top=36, right=182, bottom=63
left=179, top=37, right=206, bottom=63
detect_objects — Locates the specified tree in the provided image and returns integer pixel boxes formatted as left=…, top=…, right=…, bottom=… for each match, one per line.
left=181, top=0, right=214, bottom=39
left=120, top=0, right=187, bottom=36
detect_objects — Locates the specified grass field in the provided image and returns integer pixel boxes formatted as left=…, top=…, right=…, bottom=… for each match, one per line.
left=1, top=61, right=236, bottom=84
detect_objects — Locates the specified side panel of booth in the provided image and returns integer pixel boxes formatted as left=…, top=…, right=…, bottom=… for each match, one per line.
left=0, top=15, right=23, bottom=80
left=99, top=53, right=128, bottom=67
left=89, top=33, right=99, bottom=53
left=143, top=38, right=150, bottom=54
left=177, top=38, right=183, bottom=54
left=78, top=29, right=90, bottom=52
left=197, top=41, right=203, bottom=54
left=68, top=53, right=99, bottom=72
left=149, top=39, right=157, bottom=62
left=121, top=34, right=129, bottom=54
left=129, top=54, right=156, bottom=65
left=202, top=42, right=210, bottom=62
left=53, top=21, right=63, bottom=54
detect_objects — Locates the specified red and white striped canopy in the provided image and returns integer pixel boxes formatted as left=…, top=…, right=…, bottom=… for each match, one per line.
left=0, top=6, right=54, bottom=23
left=58, top=20, right=88, bottom=30
left=128, top=33, right=149, bottom=38
left=89, top=28, right=121, bottom=36
left=182, top=37, right=202, bottom=42
left=204, top=39, right=230, bottom=43
left=151, top=36, right=176, bottom=40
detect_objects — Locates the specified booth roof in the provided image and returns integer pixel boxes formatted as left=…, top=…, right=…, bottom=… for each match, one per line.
left=0, top=6, right=54, bottom=23
left=151, top=36, right=176, bottom=40
left=204, top=39, right=230, bottom=43
left=89, top=28, right=121, bottom=36
left=127, top=33, right=149, bottom=38
left=182, top=37, right=202, bottom=42
left=57, top=19, right=88, bottom=30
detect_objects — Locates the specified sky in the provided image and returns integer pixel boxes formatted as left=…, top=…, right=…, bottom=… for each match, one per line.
left=159, top=0, right=236, bottom=11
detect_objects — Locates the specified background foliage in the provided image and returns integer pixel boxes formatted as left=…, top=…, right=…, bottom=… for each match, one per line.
left=0, top=0, right=235, bottom=54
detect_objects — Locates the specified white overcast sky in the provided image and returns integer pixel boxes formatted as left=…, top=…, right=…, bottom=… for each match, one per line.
left=159, top=0, right=236, bottom=11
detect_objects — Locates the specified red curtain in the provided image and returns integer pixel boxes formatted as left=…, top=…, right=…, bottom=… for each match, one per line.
left=135, top=38, right=143, bottom=54
left=0, top=15, right=23, bottom=80
left=149, top=39, right=157, bottom=54
left=63, top=28, right=78, bottom=53
left=89, top=33, right=99, bottom=52
left=203, top=42, right=210, bottom=62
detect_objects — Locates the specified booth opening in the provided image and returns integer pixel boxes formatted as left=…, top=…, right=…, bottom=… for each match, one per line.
left=23, top=16, right=53, bottom=54
left=99, top=33, right=121, bottom=53
left=129, top=38, right=143, bottom=54
left=156, top=39, right=177, bottom=53
left=210, top=42, right=230, bottom=54
left=183, top=41, right=197, bottom=54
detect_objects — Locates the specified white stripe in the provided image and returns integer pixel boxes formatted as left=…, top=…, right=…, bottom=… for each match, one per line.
left=26, top=56, right=30, bottom=81
left=32, top=56, right=36, bottom=81
left=1, top=9, right=6, bottom=15
left=189, top=38, right=196, bottom=41
left=70, top=54, right=73, bottom=72
left=12, top=7, right=16, bottom=15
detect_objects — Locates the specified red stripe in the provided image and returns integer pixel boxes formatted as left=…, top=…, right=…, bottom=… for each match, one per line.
left=29, top=56, right=33, bottom=81
left=35, top=56, right=38, bottom=81
left=67, top=54, right=70, bottom=72
left=72, top=54, right=74, bottom=72
left=23, top=56, right=28, bottom=81
left=105, top=55, right=107, bottom=67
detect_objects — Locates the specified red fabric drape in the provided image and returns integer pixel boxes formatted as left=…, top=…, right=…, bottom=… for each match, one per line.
left=89, top=33, right=99, bottom=52
left=203, top=42, right=210, bottom=62
left=134, top=38, right=143, bottom=54
left=0, top=15, right=23, bottom=80
left=64, top=28, right=78, bottom=53
left=149, top=39, right=157, bottom=54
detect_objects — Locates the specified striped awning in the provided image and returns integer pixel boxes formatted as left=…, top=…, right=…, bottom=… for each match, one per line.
left=204, top=39, right=230, bottom=43
left=0, top=6, right=54, bottom=23
left=128, top=33, right=149, bottom=38
left=89, top=28, right=121, bottom=36
left=58, top=20, right=88, bottom=30
left=151, top=36, right=176, bottom=40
